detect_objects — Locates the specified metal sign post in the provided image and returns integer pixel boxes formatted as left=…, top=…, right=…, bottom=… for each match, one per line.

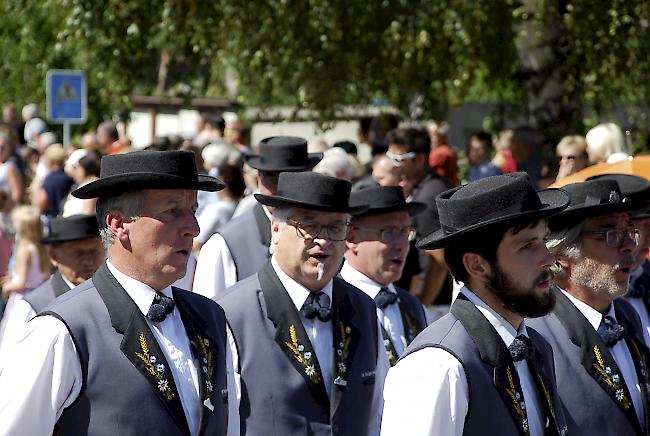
left=46, top=69, right=87, bottom=148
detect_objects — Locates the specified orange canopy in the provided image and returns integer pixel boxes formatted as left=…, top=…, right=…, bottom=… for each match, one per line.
left=550, top=155, right=650, bottom=188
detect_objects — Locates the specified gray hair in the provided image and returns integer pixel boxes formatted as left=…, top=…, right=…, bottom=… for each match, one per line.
left=96, top=190, right=146, bottom=249
left=546, top=221, right=583, bottom=275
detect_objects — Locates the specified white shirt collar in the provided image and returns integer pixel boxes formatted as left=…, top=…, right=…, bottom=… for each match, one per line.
left=560, top=287, right=614, bottom=331
left=106, top=260, right=173, bottom=317
left=460, top=286, right=527, bottom=347
left=271, top=256, right=333, bottom=311
left=339, top=261, right=394, bottom=299
left=60, top=273, right=75, bottom=290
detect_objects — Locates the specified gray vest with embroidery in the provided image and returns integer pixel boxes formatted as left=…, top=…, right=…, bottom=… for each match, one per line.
left=23, top=270, right=70, bottom=313
left=219, top=263, right=378, bottom=436
left=41, top=264, right=229, bottom=436
left=218, top=203, right=270, bottom=281
left=401, top=295, right=569, bottom=436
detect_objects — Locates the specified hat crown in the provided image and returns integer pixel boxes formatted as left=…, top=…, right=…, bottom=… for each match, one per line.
left=586, top=174, right=650, bottom=199
left=437, top=173, right=543, bottom=232
left=275, top=172, right=351, bottom=208
left=246, top=136, right=321, bottom=171
left=563, top=179, right=624, bottom=207
left=100, top=150, right=198, bottom=181
left=42, top=214, right=100, bottom=244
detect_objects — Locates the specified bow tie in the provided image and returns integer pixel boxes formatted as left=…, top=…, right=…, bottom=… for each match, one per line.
left=300, top=292, right=331, bottom=322
left=375, top=287, right=398, bottom=309
left=508, top=335, right=533, bottom=362
left=147, top=292, right=175, bottom=323
left=598, top=315, right=626, bottom=347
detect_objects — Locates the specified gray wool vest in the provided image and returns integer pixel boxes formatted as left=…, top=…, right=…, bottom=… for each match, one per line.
left=218, top=203, right=270, bottom=281
left=40, top=264, right=229, bottom=436
left=23, top=270, right=70, bottom=313
left=528, top=288, right=650, bottom=436
left=402, top=294, right=569, bottom=436
left=219, top=262, right=379, bottom=436
left=394, top=286, right=428, bottom=333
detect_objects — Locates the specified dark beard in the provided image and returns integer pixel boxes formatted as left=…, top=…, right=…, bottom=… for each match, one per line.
left=486, top=264, right=556, bottom=318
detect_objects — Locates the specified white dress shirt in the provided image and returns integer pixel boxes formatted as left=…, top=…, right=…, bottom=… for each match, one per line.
left=562, top=289, right=645, bottom=429
left=0, top=274, right=74, bottom=358
left=228, top=256, right=389, bottom=435
left=339, top=262, right=408, bottom=356
left=0, top=260, right=240, bottom=436
left=381, top=287, right=545, bottom=436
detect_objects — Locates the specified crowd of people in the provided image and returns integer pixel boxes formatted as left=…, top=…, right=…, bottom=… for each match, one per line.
left=0, top=99, right=648, bottom=436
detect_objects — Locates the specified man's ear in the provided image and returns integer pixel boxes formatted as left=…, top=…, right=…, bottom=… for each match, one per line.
left=463, top=252, right=491, bottom=283
left=271, top=218, right=281, bottom=245
left=106, top=211, right=131, bottom=245
left=47, top=246, right=60, bottom=268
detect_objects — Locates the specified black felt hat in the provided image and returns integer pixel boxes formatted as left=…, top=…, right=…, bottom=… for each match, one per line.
left=548, top=178, right=640, bottom=229
left=72, top=150, right=225, bottom=199
left=40, top=214, right=100, bottom=245
left=245, top=136, right=323, bottom=171
left=254, top=172, right=368, bottom=214
left=417, top=172, right=570, bottom=249
left=350, top=186, right=426, bottom=217
left=586, top=174, right=650, bottom=219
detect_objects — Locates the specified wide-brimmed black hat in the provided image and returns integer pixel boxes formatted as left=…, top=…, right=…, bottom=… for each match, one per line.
left=586, top=174, right=650, bottom=219
left=245, top=136, right=323, bottom=171
left=350, top=186, right=426, bottom=217
left=548, top=178, right=640, bottom=229
left=40, top=214, right=100, bottom=245
left=254, top=172, right=368, bottom=214
left=417, top=172, right=570, bottom=249
left=72, top=150, right=225, bottom=199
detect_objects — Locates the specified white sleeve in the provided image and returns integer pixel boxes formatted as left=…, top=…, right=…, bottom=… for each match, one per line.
left=193, top=233, right=237, bottom=300
left=0, top=315, right=83, bottom=436
left=381, top=347, right=468, bottom=436
left=369, top=322, right=390, bottom=435
left=0, top=298, right=37, bottom=356
left=226, top=324, right=241, bottom=436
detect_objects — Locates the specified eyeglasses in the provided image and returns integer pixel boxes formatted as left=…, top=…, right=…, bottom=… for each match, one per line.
left=581, top=227, right=641, bottom=248
left=287, top=219, right=350, bottom=241
left=386, top=151, right=417, bottom=167
left=353, top=225, right=417, bottom=243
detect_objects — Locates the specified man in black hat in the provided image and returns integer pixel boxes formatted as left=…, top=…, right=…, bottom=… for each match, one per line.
left=340, top=186, right=428, bottom=366
left=382, top=173, right=570, bottom=436
left=193, top=136, right=322, bottom=300
left=528, top=178, right=650, bottom=436
left=0, top=150, right=237, bottom=435
left=218, top=171, right=389, bottom=435
left=0, top=214, right=104, bottom=352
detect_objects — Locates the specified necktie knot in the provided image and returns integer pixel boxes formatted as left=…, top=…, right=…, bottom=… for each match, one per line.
left=147, top=292, right=175, bottom=323
left=598, top=315, right=626, bottom=347
left=300, top=292, right=331, bottom=322
left=508, top=335, right=533, bottom=362
left=375, top=287, right=398, bottom=309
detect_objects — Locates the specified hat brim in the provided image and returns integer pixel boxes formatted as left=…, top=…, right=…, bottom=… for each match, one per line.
left=417, top=189, right=570, bottom=250
left=72, top=173, right=225, bottom=199
left=548, top=199, right=649, bottom=230
left=40, top=233, right=100, bottom=245
left=353, top=201, right=427, bottom=218
left=244, top=154, right=323, bottom=171
left=254, top=193, right=369, bottom=214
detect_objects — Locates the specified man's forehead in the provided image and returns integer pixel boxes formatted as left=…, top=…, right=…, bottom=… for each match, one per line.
left=143, top=188, right=197, bottom=200
left=583, top=213, right=628, bottom=228
left=292, top=208, right=347, bottom=222
left=354, top=210, right=409, bottom=226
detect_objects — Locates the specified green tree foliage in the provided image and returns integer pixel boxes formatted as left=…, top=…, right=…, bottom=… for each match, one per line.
left=1, top=1, right=648, bottom=141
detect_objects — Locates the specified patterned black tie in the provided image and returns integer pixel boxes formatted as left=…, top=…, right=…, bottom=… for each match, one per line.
left=508, top=335, right=533, bottom=362
left=300, top=292, right=331, bottom=322
left=147, top=293, right=175, bottom=323
left=375, top=287, right=398, bottom=309
left=597, top=315, right=626, bottom=347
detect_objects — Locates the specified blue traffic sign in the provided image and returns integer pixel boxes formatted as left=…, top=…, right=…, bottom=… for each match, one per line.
left=46, top=70, right=87, bottom=123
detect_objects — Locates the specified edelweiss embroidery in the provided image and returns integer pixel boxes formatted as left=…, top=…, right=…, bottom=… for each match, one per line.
left=592, top=344, right=632, bottom=410
left=504, top=366, right=529, bottom=433
left=135, top=333, right=175, bottom=401
left=198, top=335, right=214, bottom=395
left=334, top=322, right=351, bottom=387
left=285, top=324, right=321, bottom=384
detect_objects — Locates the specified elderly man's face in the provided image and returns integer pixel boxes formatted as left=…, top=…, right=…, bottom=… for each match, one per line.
left=273, top=207, right=348, bottom=292
left=570, top=213, right=637, bottom=298
left=126, top=189, right=199, bottom=290
left=347, top=211, right=412, bottom=286
left=51, top=237, right=104, bottom=285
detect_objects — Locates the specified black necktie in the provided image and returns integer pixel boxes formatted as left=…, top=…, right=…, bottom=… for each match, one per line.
left=598, top=315, right=626, bottom=347
left=375, top=287, right=398, bottom=309
left=300, top=292, right=331, bottom=322
left=147, top=293, right=175, bottom=323
left=509, top=335, right=533, bottom=362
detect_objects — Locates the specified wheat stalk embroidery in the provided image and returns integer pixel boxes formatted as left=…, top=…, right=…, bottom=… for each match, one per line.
left=504, top=366, right=528, bottom=433
left=285, top=324, right=321, bottom=384
left=135, top=333, right=175, bottom=401
left=592, top=344, right=631, bottom=410
left=198, top=336, right=214, bottom=394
